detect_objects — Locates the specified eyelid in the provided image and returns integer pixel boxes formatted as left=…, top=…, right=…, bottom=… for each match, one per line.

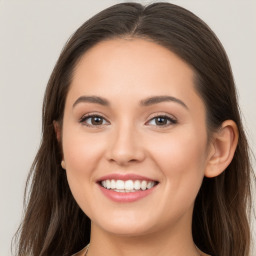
left=78, top=112, right=177, bottom=128
left=79, top=112, right=110, bottom=127
left=145, top=112, right=177, bottom=127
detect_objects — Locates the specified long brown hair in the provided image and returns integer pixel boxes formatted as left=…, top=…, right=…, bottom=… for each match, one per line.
left=14, top=2, right=254, bottom=256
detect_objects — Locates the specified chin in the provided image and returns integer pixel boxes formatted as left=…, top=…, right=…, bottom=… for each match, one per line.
left=91, top=213, right=158, bottom=237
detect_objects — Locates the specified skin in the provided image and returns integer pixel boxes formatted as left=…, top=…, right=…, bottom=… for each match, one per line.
left=56, top=38, right=238, bottom=256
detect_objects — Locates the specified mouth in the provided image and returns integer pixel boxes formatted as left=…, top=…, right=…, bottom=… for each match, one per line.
left=97, top=174, right=159, bottom=202
left=99, top=179, right=158, bottom=193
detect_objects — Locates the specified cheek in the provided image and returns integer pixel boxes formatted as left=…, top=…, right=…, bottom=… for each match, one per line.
left=149, top=127, right=207, bottom=201
left=62, top=127, right=106, bottom=173
left=151, top=127, right=207, bottom=170
left=61, top=127, right=107, bottom=204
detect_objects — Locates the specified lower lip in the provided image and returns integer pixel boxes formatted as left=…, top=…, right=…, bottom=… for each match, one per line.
left=98, top=184, right=157, bottom=203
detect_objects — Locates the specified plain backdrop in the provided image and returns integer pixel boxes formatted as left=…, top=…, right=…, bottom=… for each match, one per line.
left=0, top=0, right=255, bottom=255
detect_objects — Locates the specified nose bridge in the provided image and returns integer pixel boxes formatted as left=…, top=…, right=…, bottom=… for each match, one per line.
left=107, top=120, right=145, bottom=164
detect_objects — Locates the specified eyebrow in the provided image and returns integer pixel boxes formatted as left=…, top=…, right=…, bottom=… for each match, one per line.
left=140, top=96, right=188, bottom=109
left=73, top=96, right=110, bottom=108
left=72, top=95, right=188, bottom=110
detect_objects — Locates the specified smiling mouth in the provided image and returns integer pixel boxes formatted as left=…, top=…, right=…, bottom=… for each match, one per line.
left=99, top=179, right=158, bottom=193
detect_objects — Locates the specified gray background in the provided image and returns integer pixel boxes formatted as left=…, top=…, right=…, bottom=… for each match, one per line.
left=0, top=0, right=255, bottom=255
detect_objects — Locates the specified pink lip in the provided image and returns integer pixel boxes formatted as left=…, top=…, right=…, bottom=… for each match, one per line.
left=97, top=173, right=157, bottom=182
left=98, top=184, right=157, bottom=203
left=97, top=173, right=158, bottom=203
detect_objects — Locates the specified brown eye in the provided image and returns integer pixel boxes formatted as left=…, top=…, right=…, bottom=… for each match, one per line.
left=147, top=115, right=177, bottom=127
left=91, top=116, right=104, bottom=125
left=155, top=117, right=168, bottom=125
left=80, top=115, right=109, bottom=127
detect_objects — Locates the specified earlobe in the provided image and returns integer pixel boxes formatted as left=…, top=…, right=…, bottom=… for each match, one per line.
left=53, top=121, right=66, bottom=169
left=61, top=160, right=66, bottom=169
left=205, top=120, right=239, bottom=178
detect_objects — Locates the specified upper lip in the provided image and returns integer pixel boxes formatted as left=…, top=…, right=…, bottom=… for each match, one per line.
left=97, top=173, right=158, bottom=182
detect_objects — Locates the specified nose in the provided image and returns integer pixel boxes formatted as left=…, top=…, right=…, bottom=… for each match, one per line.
left=106, top=123, right=146, bottom=166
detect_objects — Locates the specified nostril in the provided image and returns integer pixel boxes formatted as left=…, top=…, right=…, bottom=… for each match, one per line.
left=105, top=133, right=146, bottom=164
left=107, top=151, right=145, bottom=165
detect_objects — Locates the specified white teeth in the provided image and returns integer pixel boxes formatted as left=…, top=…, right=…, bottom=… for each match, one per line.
left=114, top=189, right=136, bottom=193
left=106, top=180, right=111, bottom=189
left=134, top=180, right=141, bottom=190
left=141, top=180, right=147, bottom=190
left=100, top=179, right=157, bottom=192
left=110, top=179, right=115, bottom=189
left=124, top=180, right=133, bottom=190
left=147, top=181, right=154, bottom=189
left=116, top=180, right=125, bottom=189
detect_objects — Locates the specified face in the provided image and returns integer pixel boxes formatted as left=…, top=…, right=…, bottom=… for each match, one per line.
left=61, top=38, right=211, bottom=237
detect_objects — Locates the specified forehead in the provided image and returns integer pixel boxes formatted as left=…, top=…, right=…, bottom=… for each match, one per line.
left=73, top=37, right=195, bottom=83
left=67, top=38, right=204, bottom=113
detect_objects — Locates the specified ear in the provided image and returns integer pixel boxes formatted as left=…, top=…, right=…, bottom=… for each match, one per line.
left=205, top=120, right=239, bottom=178
left=53, top=121, right=66, bottom=169
left=53, top=120, right=62, bottom=143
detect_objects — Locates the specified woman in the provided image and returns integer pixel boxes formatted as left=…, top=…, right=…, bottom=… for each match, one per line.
left=14, top=2, right=254, bottom=256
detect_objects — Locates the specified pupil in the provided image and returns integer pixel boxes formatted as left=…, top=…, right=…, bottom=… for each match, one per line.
left=156, top=117, right=167, bottom=125
left=92, top=116, right=103, bottom=125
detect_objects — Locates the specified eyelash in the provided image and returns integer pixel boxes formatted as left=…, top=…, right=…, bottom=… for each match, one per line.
left=79, top=113, right=109, bottom=127
left=79, top=113, right=177, bottom=128
left=146, top=114, right=177, bottom=127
